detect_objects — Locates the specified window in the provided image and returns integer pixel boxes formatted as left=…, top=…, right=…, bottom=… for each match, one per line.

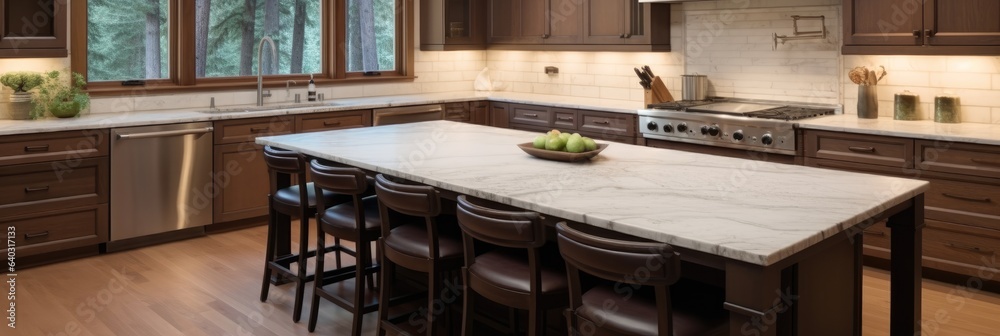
left=73, top=0, right=412, bottom=94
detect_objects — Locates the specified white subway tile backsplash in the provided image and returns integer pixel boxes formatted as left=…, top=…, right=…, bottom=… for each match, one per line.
left=993, top=74, right=1000, bottom=90
left=930, top=73, right=992, bottom=90
left=993, top=108, right=1000, bottom=124
left=963, top=106, right=992, bottom=124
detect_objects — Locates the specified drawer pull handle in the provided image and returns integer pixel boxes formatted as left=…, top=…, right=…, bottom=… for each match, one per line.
left=863, top=230, right=885, bottom=237
left=24, top=231, right=49, bottom=239
left=24, top=186, right=50, bottom=192
left=24, top=145, right=50, bottom=152
left=323, top=121, right=342, bottom=126
left=971, top=158, right=1000, bottom=166
left=945, top=242, right=994, bottom=254
left=250, top=127, right=270, bottom=133
left=593, top=120, right=611, bottom=125
left=556, top=117, right=573, bottom=121
left=848, top=146, right=876, bottom=153
left=941, top=193, right=992, bottom=203
left=524, top=113, right=539, bottom=118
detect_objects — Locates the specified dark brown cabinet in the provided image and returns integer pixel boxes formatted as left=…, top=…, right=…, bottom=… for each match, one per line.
left=584, top=0, right=669, bottom=48
left=420, top=0, right=486, bottom=50
left=0, top=0, right=68, bottom=57
left=487, top=0, right=583, bottom=45
left=843, top=0, right=1000, bottom=54
left=506, top=103, right=637, bottom=144
left=212, top=116, right=293, bottom=223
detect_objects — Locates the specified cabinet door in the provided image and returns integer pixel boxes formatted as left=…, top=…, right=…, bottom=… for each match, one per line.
left=623, top=1, right=669, bottom=47
left=213, top=143, right=269, bottom=223
left=445, top=0, right=483, bottom=45
left=546, top=0, right=583, bottom=44
left=470, top=101, right=489, bottom=125
left=583, top=0, right=627, bottom=44
left=518, top=0, right=547, bottom=44
left=927, top=0, right=1000, bottom=46
left=487, top=0, right=518, bottom=43
left=0, top=0, right=67, bottom=57
left=843, top=0, right=924, bottom=46
left=489, top=102, right=509, bottom=128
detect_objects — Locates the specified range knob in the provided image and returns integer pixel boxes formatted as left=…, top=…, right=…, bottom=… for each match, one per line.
left=663, top=124, right=674, bottom=133
left=700, top=125, right=710, bottom=135
left=647, top=121, right=659, bottom=131
left=761, top=134, right=774, bottom=145
left=677, top=123, right=689, bottom=133
left=708, top=125, right=720, bottom=137
left=732, top=130, right=745, bottom=141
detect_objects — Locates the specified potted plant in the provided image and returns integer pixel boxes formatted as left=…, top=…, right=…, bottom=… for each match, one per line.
left=32, top=70, right=90, bottom=119
left=0, top=71, right=44, bottom=120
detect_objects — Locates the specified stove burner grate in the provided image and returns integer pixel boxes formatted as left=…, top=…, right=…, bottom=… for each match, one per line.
left=747, top=107, right=836, bottom=121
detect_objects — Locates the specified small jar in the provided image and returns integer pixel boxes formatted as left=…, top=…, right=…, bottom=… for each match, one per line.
left=893, top=91, right=919, bottom=120
left=934, top=96, right=960, bottom=123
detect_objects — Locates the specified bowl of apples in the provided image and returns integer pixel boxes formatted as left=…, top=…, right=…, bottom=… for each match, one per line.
left=517, top=130, right=608, bottom=162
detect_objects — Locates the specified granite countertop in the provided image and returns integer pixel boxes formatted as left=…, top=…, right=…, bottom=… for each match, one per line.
left=256, top=121, right=929, bottom=266
left=797, top=114, right=1000, bottom=146
left=0, top=91, right=643, bottom=136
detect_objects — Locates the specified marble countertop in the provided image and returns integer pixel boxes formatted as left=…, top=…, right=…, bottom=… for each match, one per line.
left=0, top=91, right=642, bottom=136
left=797, top=114, right=1000, bottom=146
left=256, top=121, right=929, bottom=266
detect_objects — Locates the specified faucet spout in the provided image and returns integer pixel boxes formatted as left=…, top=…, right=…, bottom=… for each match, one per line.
left=257, top=36, right=278, bottom=106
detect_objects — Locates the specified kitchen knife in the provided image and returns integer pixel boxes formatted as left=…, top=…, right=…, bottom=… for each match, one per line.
left=639, top=81, right=651, bottom=90
left=642, top=65, right=655, bottom=78
left=634, top=68, right=652, bottom=88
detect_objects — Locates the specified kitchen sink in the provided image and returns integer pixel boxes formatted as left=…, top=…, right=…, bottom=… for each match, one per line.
left=197, top=102, right=335, bottom=113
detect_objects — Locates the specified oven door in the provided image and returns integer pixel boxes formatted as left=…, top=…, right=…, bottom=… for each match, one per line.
left=644, top=138, right=798, bottom=165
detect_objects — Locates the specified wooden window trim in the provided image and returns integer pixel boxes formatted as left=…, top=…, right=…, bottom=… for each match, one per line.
left=71, top=0, right=415, bottom=98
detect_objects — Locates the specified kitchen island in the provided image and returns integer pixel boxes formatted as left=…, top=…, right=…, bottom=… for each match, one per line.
left=257, top=120, right=929, bottom=336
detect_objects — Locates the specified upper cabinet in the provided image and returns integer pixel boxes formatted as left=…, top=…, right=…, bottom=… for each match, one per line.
left=0, top=0, right=68, bottom=57
left=420, top=0, right=486, bottom=50
left=488, top=0, right=669, bottom=51
left=487, top=0, right=583, bottom=45
left=843, top=0, right=1000, bottom=55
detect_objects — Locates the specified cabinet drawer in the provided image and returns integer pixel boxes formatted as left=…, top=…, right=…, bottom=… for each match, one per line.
left=510, top=104, right=552, bottom=127
left=804, top=130, right=913, bottom=168
left=0, top=130, right=109, bottom=166
left=916, top=140, right=1000, bottom=179
left=444, top=102, right=471, bottom=122
left=215, top=116, right=294, bottom=144
left=553, top=110, right=577, bottom=130
left=297, top=110, right=372, bottom=133
left=578, top=110, right=635, bottom=137
left=924, top=176, right=1000, bottom=231
left=924, top=220, right=1000, bottom=272
left=6, top=204, right=108, bottom=257
left=0, top=157, right=108, bottom=217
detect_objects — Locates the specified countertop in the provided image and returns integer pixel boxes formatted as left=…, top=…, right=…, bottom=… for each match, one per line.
left=797, top=114, right=1000, bottom=146
left=256, top=121, right=929, bottom=266
left=0, top=91, right=644, bottom=136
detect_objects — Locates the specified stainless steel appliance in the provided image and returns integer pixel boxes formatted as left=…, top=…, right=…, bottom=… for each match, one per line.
left=110, top=122, right=214, bottom=247
left=638, top=98, right=838, bottom=157
left=373, top=104, right=444, bottom=126
left=681, top=74, right=708, bottom=101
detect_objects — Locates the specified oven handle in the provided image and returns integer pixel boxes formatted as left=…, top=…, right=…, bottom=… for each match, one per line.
left=117, top=127, right=214, bottom=140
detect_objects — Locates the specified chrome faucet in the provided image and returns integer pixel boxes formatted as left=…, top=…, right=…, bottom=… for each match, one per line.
left=257, top=36, right=277, bottom=106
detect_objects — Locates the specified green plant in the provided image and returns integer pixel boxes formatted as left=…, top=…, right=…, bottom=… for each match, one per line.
left=31, top=71, right=90, bottom=118
left=0, top=72, right=44, bottom=93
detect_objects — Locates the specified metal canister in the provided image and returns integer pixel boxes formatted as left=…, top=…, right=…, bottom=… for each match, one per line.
left=893, top=91, right=919, bottom=120
left=934, top=96, right=961, bottom=123
left=681, top=74, right=708, bottom=101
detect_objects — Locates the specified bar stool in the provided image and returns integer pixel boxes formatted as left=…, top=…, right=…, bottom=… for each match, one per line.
left=259, top=146, right=352, bottom=323
left=555, top=222, right=729, bottom=336
left=456, top=195, right=567, bottom=336
left=306, top=159, right=382, bottom=334
left=374, top=174, right=464, bottom=336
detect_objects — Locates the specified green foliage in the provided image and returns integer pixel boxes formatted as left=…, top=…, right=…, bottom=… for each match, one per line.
left=0, top=72, right=45, bottom=93
left=31, top=71, right=91, bottom=119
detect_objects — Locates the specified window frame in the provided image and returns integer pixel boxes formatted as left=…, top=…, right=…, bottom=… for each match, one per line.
left=71, top=0, right=414, bottom=96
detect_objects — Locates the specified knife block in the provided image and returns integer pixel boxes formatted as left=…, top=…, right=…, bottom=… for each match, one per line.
left=644, top=76, right=674, bottom=106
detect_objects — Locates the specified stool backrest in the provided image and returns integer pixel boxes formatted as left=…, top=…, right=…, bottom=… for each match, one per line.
left=309, top=159, right=368, bottom=214
left=456, top=195, right=543, bottom=249
left=263, top=146, right=307, bottom=201
left=374, top=174, right=440, bottom=218
left=556, top=222, right=681, bottom=286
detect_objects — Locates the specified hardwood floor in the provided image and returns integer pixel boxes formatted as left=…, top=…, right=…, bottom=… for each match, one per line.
left=15, top=223, right=1000, bottom=336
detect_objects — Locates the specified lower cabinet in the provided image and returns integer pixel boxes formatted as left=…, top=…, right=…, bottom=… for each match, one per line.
left=4, top=205, right=108, bottom=257
left=506, top=103, right=638, bottom=144
left=443, top=101, right=490, bottom=125
left=213, top=116, right=294, bottom=224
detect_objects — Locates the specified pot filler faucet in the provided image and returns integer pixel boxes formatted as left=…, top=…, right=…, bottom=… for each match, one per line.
left=257, top=36, right=277, bottom=106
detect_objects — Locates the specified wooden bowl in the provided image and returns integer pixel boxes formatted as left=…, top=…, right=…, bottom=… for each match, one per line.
left=517, top=143, right=609, bottom=162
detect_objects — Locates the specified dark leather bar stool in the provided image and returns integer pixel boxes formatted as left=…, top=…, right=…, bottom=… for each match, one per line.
left=259, top=146, right=351, bottom=323
left=306, top=159, right=382, bottom=334
left=556, top=222, right=729, bottom=336
left=374, top=174, right=464, bottom=336
left=456, top=195, right=568, bottom=336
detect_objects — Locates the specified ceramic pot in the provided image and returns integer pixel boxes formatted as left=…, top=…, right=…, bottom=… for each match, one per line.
left=6, top=92, right=33, bottom=120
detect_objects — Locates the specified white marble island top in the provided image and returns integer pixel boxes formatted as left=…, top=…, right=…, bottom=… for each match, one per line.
left=257, top=121, right=929, bottom=266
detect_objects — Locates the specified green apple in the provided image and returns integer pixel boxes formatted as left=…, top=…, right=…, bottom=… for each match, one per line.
left=582, top=137, right=597, bottom=151
left=532, top=135, right=548, bottom=149
left=565, top=137, right=585, bottom=153
left=559, top=133, right=570, bottom=141
left=545, top=137, right=566, bottom=151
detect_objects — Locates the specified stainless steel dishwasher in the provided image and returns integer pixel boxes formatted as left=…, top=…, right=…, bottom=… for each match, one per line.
left=373, top=104, right=444, bottom=126
left=109, top=122, right=214, bottom=248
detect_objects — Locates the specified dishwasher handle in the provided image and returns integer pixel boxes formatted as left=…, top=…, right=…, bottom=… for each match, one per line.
left=117, top=127, right=214, bottom=140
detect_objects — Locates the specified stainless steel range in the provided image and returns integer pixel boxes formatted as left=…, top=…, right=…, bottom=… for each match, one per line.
left=638, top=98, right=839, bottom=156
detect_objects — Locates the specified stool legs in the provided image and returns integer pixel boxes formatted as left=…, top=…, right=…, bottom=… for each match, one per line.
left=260, top=195, right=278, bottom=302
left=377, top=238, right=394, bottom=336
left=292, top=209, right=310, bottom=322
